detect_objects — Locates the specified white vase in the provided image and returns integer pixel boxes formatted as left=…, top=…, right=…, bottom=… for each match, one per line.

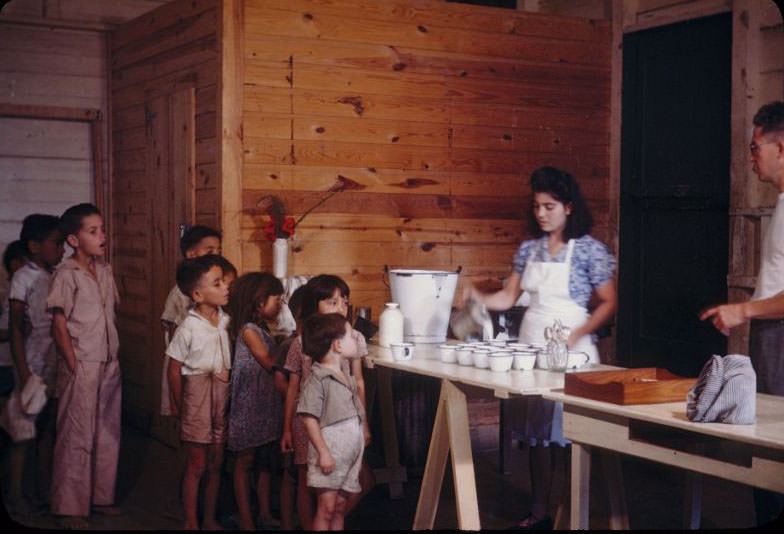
left=272, top=238, right=288, bottom=279
left=378, top=302, right=404, bottom=347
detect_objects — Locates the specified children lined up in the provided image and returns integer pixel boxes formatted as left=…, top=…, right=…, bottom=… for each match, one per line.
left=1, top=206, right=375, bottom=531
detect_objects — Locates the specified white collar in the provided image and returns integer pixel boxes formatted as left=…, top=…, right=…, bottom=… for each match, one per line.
left=188, top=307, right=228, bottom=329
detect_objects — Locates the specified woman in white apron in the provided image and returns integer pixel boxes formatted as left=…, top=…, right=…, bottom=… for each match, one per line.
left=467, top=166, right=617, bottom=530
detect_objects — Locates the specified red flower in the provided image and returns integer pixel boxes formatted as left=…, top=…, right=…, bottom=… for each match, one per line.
left=281, top=216, right=296, bottom=237
left=264, top=218, right=277, bottom=242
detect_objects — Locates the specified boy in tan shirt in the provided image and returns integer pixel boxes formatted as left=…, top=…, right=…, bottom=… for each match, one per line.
left=166, top=255, right=231, bottom=530
left=47, top=203, right=121, bottom=529
left=297, top=313, right=365, bottom=531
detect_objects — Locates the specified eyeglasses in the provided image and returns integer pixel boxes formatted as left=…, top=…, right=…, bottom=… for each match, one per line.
left=750, top=141, right=776, bottom=156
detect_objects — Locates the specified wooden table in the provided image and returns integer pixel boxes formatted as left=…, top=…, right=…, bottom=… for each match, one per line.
left=365, top=343, right=618, bottom=530
left=543, top=389, right=784, bottom=529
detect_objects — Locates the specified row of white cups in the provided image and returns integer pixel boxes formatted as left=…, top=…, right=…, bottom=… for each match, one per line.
left=388, top=340, right=590, bottom=373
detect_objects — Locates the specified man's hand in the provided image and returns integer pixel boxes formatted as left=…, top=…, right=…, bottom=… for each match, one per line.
left=700, top=303, right=747, bottom=336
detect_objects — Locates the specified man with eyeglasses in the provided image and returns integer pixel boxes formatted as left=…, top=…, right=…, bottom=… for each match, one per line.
left=701, top=101, right=784, bottom=526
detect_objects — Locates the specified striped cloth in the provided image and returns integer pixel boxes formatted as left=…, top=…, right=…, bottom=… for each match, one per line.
left=686, top=354, right=756, bottom=425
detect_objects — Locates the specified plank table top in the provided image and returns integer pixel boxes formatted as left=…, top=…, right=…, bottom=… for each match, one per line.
left=365, top=342, right=619, bottom=399
left=544, top=389, right=784, bottom=450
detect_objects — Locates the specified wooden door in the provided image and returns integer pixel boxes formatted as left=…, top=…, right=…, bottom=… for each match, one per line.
left=617, top=14, right=731, bottom=377
left=147, top=87, right=196, bottom=446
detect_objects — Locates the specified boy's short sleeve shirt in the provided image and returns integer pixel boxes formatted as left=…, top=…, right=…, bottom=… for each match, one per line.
left=166, top=308, right=231, bottom=375
left=45, top=257, right=120, bottom=362
left=160, top=284, right=191, bottom=325
left=297, top=361, right=365, bottom=428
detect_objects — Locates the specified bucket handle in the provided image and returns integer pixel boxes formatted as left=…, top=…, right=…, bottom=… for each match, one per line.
left=383, top=265, right=462, bottom=287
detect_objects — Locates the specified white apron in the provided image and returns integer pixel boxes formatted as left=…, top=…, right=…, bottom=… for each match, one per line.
left=516, top=239, right=598, bottom=446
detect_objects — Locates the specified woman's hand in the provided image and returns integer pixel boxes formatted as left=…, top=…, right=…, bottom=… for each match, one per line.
left=566, top=329, right=584, bottom=350
left=318, top=451, right=335, bottom=474
left=700, top=303, right=746, bottom=336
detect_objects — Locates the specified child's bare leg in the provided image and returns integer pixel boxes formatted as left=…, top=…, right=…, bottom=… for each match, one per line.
left=279, top=467, right=296, bottom=530
left=328, top=491, right=349, bottom=531
left=296, top=465, right=313, bottom=530
left=36, top=405, right=56, bottom=505
left=312, top=489, right=338, bottom=531
left=232, top=449, right=255, bottom=530
left=182, top=443, right=207, bottom=530
left=7, top=440, right=29, bottom=511
left=201, top=442, right=224, bottom=530
left=344, top=458, right=373, bottom=513
left=256, top=470, right=272, bottom=522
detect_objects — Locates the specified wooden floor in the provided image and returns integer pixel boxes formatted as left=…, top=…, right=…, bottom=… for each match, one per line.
left=2, top=418, right=761, bottom=530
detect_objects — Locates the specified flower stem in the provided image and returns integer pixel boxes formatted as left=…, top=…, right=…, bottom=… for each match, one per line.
left=294, top=190, right=340, bottom=228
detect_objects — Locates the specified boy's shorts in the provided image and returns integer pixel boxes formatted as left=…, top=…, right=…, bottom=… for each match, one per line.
left=307, top=416, right=363, bottom=493
left=180, top=371, right=230, bottom=444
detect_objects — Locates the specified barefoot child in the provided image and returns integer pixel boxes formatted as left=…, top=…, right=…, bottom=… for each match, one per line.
left=226, top=272, right=284, bottom=530
left=3, top=215, right=64, bottom=515
left=297, top=313, right=365, bottom=531
left=166, top=254, right=231, bottom=530
left=47, top=204, right=121, bottom=529
left=160, top=225, right=223, bottom=417
left=281, top=275, right=372, bottom=529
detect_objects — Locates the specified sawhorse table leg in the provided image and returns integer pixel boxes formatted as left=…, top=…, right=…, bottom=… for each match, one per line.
left=413, top=379, right=480, bottom=530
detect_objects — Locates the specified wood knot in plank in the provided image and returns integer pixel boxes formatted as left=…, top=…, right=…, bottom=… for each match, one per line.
left=436, top=195, right=452, bottom=210
left=392, top=178, right=438, bottom=189
left=269, top=173, right=278, bottom=180
left=421, top=242, right=436, bottom=252
left=417, top=25, right=427, bottom=33
left=393, top=62, right=407, bottom=71
left=503, top=134, right=512, bottom=141
left=367, top=167, right=377, bottom=173
left=315, top=126, right=325, bottom=133
left=303, top=12, right=313, bottom=20
left=334, top=175, right=365, bottom=191
left=337, top=96, right=364, bottom=116
left=390, top=136, right=400, bottom=143
left=459, top=70, right=468, bottom=77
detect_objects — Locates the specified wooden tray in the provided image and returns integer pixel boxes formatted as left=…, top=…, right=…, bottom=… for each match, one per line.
left=564, top=368, right=696, bottom=405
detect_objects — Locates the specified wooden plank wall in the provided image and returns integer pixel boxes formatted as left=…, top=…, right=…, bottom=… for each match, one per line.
left=110, top=0, right=218, bottom=423
left=0, top=20, right=105, bottom=294
left=241, top=0, right=612, bottom=319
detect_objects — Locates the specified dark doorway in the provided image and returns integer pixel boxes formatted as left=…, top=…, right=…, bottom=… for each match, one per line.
left=617, top=13, right=731, bottom=377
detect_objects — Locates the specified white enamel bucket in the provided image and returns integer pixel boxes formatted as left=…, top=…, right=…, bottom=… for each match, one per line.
left=386, top=267, right=461, bottom=344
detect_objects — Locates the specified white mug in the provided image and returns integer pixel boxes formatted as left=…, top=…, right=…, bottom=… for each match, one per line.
left=513, top=352, right=537, bottom=371
left=438, top=344, right=456, bottom=364
left=390, top=342, right=414, bottom=361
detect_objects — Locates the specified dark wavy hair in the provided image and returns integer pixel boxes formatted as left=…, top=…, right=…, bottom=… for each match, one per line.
left=299, top=274, right=350, bottom=322
left=180, top=225, right=222, bottom=257
left=302, top=313, right=349, bottom=363
left=753, top=101, right=784, bottom=136
left=175, top=254, right=225, bottom=299
left=525, top=166, right=593, bottom=240
left=20, top=214, right=60, bottom=254
left=227, top=271, right=284, bottom=343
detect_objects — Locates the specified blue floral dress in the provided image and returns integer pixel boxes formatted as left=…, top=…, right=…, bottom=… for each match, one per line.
left=227, top=323, right=282, bottom=452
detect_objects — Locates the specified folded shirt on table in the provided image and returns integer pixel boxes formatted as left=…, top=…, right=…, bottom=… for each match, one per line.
left=686, top=354, right=756, bottom=425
